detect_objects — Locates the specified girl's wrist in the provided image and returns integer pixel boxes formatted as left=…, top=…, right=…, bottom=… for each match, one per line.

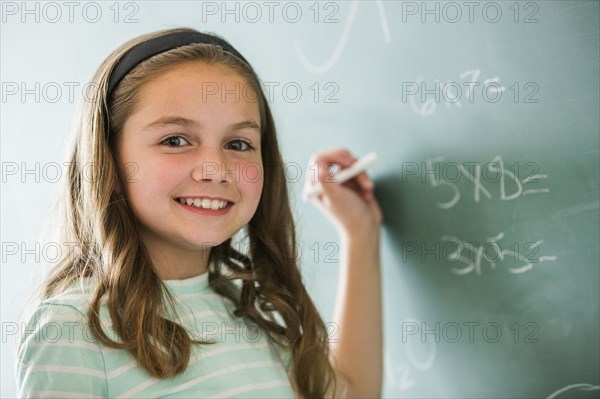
left=339, top=226, right=381, bottom=248
left=339, top=230, right=382, bottom=272
left=338, top=221, right=380, bottom=238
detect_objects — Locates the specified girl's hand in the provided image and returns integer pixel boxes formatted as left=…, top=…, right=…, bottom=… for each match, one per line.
left=304, top=148, right=383, bottom=237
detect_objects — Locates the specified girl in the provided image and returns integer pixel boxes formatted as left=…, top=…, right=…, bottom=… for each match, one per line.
left=16, top=27, right=383, bottom=398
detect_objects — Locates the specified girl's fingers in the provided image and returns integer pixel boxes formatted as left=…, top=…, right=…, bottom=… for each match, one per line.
left=305, top=150, right=354, bottom=192
left=306, top=148, right=376, bottom=199
left=358, top=171, right=374, bottom=190
left=309, top=148, right=356, bottom=175
left=357, top=172, right=375, bottom=200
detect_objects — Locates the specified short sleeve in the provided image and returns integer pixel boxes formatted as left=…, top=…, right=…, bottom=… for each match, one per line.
left=15, top=303, right=108, bottom=398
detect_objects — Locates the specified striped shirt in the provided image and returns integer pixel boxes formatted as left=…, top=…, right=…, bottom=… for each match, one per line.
left=16, top=271, right=296, bottom=398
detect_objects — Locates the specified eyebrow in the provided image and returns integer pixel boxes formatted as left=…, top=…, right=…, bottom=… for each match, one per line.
left=143, top=116, right=261, bottom=135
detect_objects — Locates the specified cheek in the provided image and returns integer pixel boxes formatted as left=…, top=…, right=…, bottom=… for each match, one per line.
left=237, top=161, right=264, bottom=201
left=124, top=157, right=183, bottom=199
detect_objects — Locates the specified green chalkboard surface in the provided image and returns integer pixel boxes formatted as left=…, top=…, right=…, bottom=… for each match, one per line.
left=273, top=1, right=599, bottom=397
left=2, top=1, right=598, bottom=398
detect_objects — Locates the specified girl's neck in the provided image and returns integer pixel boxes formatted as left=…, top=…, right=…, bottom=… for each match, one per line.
left=140, top=229, right=211, bottom=280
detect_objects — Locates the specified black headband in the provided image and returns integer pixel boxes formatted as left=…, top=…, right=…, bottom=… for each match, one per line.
left=104, top=30, right=250, bottom=137
left=106, top=30, right=249, bottom=98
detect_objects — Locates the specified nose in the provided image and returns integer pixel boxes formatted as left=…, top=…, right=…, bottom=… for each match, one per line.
left=191, top=147, right=230, bottom=183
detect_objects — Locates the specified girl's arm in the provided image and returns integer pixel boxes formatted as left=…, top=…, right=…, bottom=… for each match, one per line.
left=330, top=230, right=382, bottom=398
left=305, top=148, right=383, bottom=398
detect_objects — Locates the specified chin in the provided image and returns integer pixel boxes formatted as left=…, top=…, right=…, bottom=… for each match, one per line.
left=188, top=237, right=227, bottom=249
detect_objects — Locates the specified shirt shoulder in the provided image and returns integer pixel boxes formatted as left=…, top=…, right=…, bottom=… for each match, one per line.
left=16, top=301, right=107, bottom=398
left=16, top=289, right=108, bottom=398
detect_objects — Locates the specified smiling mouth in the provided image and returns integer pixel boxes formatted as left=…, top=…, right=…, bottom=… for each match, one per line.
left=175, top=197, right=233, bottom=210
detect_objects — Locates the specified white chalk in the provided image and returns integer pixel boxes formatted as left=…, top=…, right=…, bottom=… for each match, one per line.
left=302, top=151, right=378, bottom=201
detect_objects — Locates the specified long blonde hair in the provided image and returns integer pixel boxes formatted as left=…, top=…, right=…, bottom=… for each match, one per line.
left=33, top=27, right=337, bottom=398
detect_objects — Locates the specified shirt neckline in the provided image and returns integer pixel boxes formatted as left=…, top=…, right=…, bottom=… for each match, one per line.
left=163, top=271, right=208, bottom=285
left=162, top=271, right=212, bottom=295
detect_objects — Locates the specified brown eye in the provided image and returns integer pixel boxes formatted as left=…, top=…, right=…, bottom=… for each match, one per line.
left=160, top=135, right=190, bottom=147
left=227, top=139, right=253, bottom=152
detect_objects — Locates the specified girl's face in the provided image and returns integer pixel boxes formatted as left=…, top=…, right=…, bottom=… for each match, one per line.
left=116, top=62, right=263, bottom=270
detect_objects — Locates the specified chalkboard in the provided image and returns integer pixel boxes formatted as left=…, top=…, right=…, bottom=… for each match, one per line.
left=1, top=1, right=598, bottom=398
left=275, top=1, right=600, bottom=397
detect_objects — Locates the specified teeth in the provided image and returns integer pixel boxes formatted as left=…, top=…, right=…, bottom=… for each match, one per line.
left=179, top=198, right=228, bottom=210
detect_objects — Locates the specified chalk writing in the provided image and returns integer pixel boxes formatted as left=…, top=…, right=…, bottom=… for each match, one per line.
left=425, top=156, right=550, bottom=209
left=294, top=0, right=390, bottom=74
left=385, top=318, right=437, bottom=392
left=547, top=383, right=600, bottom=399
left=441, top=232, right=557, bottom=275
left=405, top=69, right=508, bottom=116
